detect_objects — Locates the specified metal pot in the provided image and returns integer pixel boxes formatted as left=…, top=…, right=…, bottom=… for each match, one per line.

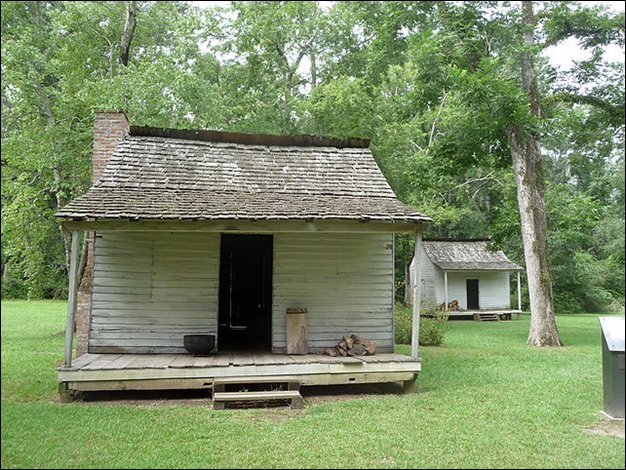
left=183, top=334, right=216, bottom=355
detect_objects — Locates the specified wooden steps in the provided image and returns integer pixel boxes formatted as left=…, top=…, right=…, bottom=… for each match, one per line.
left=473, top=313, right=500, bottom=322
left=212, top=376, right=304, bottom=410
left=212, top=390, right=304, bottom=409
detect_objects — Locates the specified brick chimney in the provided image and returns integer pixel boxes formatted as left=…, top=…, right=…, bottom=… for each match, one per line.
left=92, top=110, right=130, bottom=182
left=75, top=110, right=130, bottom=357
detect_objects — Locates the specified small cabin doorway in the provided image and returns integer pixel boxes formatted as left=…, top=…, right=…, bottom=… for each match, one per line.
left=466, top=279, right=480, bottom=310
left=218, top=234, right=273, bottom=351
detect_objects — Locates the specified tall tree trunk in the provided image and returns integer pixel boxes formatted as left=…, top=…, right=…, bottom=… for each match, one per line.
left=509, top=1, right=562, bottom=347
left=119, top=1, right=137, bottom=67
left=507, top=125, right=561, bottom=346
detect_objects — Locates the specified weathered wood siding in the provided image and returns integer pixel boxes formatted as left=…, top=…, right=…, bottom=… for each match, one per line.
left=90, top=230, right=395, bottom=354
left=417, top=249, right=437, bottom=309
left=90, top=232, right=220, bottom=353
left=436, top=271, right=511, bottom=310
left=272, top=232, right=394, bottom=353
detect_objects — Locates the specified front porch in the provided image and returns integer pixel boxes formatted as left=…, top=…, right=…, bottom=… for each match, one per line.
left=446, top=309, right=522, bottom=321
left=57, top=351, right=421, bottom=401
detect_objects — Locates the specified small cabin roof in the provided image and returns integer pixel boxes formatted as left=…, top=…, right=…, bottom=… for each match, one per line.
left=423, top=239, right=523, bottom=271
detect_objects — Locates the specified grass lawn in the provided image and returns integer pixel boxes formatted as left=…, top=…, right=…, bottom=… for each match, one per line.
left=1, top=300, right=624, bottom=469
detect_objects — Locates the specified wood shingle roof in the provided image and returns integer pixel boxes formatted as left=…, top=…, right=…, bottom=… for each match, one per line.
left=56, top=128, right=431, bottom=225
left=423, top=239, right=523, bottom=271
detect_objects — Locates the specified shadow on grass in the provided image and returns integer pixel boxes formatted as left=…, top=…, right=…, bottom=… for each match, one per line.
left=57, top=381, right=409, bottom=408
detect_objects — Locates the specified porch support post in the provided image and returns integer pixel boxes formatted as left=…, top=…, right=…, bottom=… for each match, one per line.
left=64, top=230, right=80, bottom=368
left=517, top=271, right=522, bottom=312
left=411, top=232, right=423, bottom=359
left=444, top=270, right=449, bottom=311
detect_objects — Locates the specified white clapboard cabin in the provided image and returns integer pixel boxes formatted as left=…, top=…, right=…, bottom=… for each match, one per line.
left=55, top=110, right=432, bottom=404
left=409, top=239, right=523, bottom=321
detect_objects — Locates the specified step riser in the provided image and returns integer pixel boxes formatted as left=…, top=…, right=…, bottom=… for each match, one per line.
left=212, top=378, right=304, bottom=410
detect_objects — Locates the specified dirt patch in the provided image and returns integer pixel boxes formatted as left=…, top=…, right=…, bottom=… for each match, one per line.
left=586, top=415, right=625, bottom=439
left=300, top=381, right=405, bottom=404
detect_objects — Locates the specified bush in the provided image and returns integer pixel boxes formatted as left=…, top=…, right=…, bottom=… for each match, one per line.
left=394, top=303, right=413, bottom=345
left=1, top=276, right=28, bottom=300
left=419, top=312, right=452, bottom=346
left=394, top=301, right=452, bottom=346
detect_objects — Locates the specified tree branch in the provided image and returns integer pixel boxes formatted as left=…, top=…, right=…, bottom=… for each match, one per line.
left=546, top=92, right=625, bottom=124
left=119, top=1, right=138, bottom=67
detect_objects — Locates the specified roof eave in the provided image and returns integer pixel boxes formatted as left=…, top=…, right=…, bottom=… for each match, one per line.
left=59, top=217, right=431, bottom=234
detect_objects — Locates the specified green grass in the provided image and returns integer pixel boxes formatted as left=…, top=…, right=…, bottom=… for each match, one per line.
left=1, top=300, right=624, bottom=469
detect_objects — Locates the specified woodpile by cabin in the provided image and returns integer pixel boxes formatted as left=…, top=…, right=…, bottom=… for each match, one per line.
left=439, top=299, right=461, bottom=311
left=319, top=334, right=378, bottom=357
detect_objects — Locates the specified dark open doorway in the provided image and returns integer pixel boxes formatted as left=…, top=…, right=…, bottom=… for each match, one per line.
left=218, top=234, right=273, bottom=352
left=466, top=279, right=480, bottom=310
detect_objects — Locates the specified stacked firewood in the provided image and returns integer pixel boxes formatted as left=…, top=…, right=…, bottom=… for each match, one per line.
left=438, top=299, right=461, bottom=311
left=319, top=334, right=378, bottom=357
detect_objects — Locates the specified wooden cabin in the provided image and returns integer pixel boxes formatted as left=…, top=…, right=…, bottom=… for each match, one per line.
left=409, top=239, right=523, bottom=321
left=55, top=110, right=432, bottom=404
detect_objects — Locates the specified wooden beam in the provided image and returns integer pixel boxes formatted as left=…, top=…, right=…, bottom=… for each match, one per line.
left=57, top=359, right=421, bottom=383
left=63, top=372, right=418, bottom=392
left=444, top=271, right=449, bottom=311
left=61, top=219, right=430, bottom=234
left=517, top=271, right=522, bottom=311
left=64, top=231, right=80, bottom=367
left=411, top=232, right=423, bottom=359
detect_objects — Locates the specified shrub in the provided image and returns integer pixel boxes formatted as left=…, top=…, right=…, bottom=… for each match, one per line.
left=419, top=312, right=452, bottom=346
left=418, top=301, right=452, bottom=346
left=1, top=276, right=28, bottom=300
left=394, top=301, right=452, bottom=346
left=394, top=303, right=413, bottom=345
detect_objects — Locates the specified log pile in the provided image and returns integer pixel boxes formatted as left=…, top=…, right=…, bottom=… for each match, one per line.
left=318, top=334, right=378, bottom=357
left=438, top=299, right=461, bottom=311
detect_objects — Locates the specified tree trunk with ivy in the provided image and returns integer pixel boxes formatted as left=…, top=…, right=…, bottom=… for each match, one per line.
left=508, top=1, right=562, bottom=347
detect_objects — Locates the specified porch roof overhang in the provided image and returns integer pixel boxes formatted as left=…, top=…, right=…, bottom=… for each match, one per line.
left=56, top=188, right=432, bottom=233
left=434, top=261, right=523, bottom=272
left=437, top=265, right=524, bottom=272
left=60, top=217, right=429, bottom=234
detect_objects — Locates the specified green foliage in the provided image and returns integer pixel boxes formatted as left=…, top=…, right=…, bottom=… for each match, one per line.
left=1, top=0, right=624, bottom=315
left=394, top=302, right=413, bottom=345
left=419, top=311, right=453, bottom=347
left=0, top=276, right=28, bottom=300
left=395, top=301, right=452, bottom=346
left=304, top=76, right=375, bottom=139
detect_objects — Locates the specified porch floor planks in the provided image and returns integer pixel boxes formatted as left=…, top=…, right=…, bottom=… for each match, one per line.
left=188, top=354, right=223, bottom=368
left=62, top=352, right=419, bottom=372
left=100, top=354, right=144, bottom=370
left=354, top=353, right=417, bottom=363
left=68, top=353, right=101, bottom=370
left=125, top=354, right=178, bottom=369
left=252, top=352, right=279, bottom=366
left=168, top=354, right=225, bottom=368
left=301, top=354, right=362, bottom=364
left=232, top=352, right=255, bottom=367
left=59, top=352, right=422, bottom=394
left=168, top=354, right=198, bottom=368
left=213, top=353, right=234, bottom=367
left=81, top=354, right=123, bottom=370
